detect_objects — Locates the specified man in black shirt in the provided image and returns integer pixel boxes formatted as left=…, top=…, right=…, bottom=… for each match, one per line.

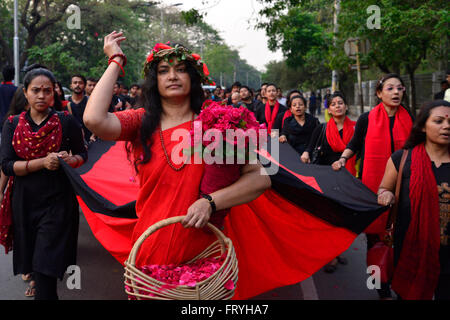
left=240, top=85, right=262, bottom=114
left=434, top=80, right=449, bottom=100
left=68, top=74, right=91, bottom=142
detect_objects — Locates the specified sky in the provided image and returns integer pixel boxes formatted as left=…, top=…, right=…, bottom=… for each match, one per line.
left=161, top=0, right=284, bottom=71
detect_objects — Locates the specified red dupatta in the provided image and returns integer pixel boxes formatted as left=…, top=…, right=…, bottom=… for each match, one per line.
left=326, top=116, right=356, bottom=176
left=391, top=144, right=441, bottom=300
left=363, top=103, right=412, bottom=234
left=0, top=111, right=63, bottom=254
left=264, top=101, right=279, bottom=134
left=281, top=110, right=292, bottom=128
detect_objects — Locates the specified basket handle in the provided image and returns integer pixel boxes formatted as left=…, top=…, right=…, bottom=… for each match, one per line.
left=127, top=215, right=228, bottom=266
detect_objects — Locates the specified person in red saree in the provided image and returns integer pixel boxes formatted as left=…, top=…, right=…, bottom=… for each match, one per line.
left=0, top=67, right=87, bottom=299
left=254, top=83, right=287, bottom=135
left=332, top=74, right=414, bottom=299
left=377, top=100, right=450, bottom=300
left=83, top=32, right=271, bottom=272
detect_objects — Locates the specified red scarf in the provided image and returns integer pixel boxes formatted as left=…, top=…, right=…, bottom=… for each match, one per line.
left=391, top=144, right=441, bottom=300
left=326, top=116, right=356, bottom=176
left=0, top=111, right=62, bottom=254
left=363, top=103, right=412, bottom=234
left=264, top=101, right=279, bottom=134
left=281, top=110, right=292, bottom=128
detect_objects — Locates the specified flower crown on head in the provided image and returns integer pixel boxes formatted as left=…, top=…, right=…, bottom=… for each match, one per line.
left=143, top=42, right=215, bottom=86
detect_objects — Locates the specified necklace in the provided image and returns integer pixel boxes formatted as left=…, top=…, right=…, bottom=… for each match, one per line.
left=159, top=116, right=194, bottom=171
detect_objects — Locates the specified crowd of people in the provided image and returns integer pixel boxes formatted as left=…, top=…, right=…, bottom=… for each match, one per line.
left=0, top=38, right=449, bottom=301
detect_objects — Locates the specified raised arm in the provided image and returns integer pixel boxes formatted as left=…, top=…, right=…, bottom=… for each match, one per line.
left=83, top=31, right=126, bottom=141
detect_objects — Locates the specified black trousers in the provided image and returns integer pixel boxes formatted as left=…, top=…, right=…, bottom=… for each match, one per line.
left=34, top=272, right=58, bottom=300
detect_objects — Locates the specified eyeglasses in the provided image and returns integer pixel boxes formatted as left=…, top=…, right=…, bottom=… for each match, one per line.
left=384, top=86, right=406, bottom=92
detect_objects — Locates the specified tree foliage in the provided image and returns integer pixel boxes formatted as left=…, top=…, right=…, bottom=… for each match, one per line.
left=0, top=0, right=262, bottom=89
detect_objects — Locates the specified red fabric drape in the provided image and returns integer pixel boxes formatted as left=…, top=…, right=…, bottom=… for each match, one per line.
left=391, top=144, right=441, bottom=300
left=78, top=128, right=358, bottom=300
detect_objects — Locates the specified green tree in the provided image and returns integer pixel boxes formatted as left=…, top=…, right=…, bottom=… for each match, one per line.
left=339, top=0, right=449, bottom=114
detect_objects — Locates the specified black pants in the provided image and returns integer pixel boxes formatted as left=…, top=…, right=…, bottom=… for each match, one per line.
left=34, top=272, right=58, bottom=300
left=366, top=234, right=392, bottom=298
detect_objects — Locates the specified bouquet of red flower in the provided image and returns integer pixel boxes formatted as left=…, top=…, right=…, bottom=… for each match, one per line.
left=187, top=100, right=265, bottom=229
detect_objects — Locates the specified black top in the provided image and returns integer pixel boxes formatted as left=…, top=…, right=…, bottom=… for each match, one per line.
left=0, top=83, right=17, bottom=128
left=280, top=113, right=320, bottom=155
left=243, top=100, right=264, bottom=114
left=0, top=109, right=87, bottom=278
left=306, top=123, right=344, bottom=165
left=254, top=102, right=287, bottom=128
left=1, top=109, right=88, bottom=175
left=391, top=149, right=450, bottom=275
left=346, top=109, right=414, bottom=178
left=69, top=95, right=92, bottom=141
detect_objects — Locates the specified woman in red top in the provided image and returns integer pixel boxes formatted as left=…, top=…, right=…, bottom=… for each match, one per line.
left=84, top=32, right=271, bottom=268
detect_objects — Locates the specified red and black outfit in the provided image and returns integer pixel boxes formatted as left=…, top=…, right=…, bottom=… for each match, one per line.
left=306, top=116, right=357, bottom=175
left=0, top=109, right=87, bottom=299
left=346, top=103, right=413, bottom=298
left=390, top=145, right=450, bottom=300
left=254, top=101, right=287, bottom=134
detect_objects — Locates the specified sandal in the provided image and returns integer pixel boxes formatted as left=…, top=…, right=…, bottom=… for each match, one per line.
left=21, top=273, right=32, bottom=281
left=25, top=280, right=36, bottom=297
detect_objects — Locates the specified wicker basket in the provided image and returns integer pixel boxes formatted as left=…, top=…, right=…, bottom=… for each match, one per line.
left=124, top=215, right=238, bottom=300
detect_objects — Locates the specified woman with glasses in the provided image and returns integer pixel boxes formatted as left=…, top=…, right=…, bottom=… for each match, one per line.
left=331, top=73, right=414, bottom=299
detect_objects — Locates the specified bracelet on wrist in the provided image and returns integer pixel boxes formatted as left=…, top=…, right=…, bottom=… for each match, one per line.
left=108, top=53, right=127, bottom=67
left=201, top=194, right=216, bottom=214
left=377, top=189, right=392, bottom=196
left=109, top=59, right=125, bottom=77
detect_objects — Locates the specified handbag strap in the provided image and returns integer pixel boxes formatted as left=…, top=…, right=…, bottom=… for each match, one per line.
left=314, top=123, right=327, bottom=149
left=386, top=149, right=409, bottom=231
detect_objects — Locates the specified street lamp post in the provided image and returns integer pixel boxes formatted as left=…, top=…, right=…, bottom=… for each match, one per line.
left=14, top=0, right=19, bottom=84
left=160, top=2, right=182, bottom=42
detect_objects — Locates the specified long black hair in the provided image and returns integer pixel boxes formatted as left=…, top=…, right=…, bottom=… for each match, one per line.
left=403, top=100, right=450, bottom=150
left=128, top=57, right=205, bottom=172
left=3, top=85, right=28, bottom=123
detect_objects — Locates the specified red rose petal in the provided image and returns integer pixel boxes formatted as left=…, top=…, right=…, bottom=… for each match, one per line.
left=224, top=280, right=235, bottom=290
